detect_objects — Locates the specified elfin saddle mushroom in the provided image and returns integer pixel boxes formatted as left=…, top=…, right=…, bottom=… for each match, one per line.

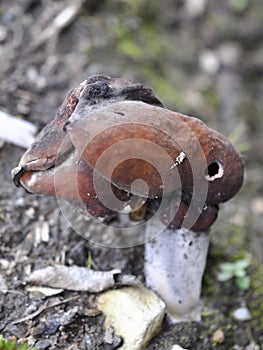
left=12, top=75, right=244, bottom=322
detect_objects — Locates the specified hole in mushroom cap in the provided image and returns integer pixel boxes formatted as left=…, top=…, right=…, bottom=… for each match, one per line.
left=205, top=160, right=224, bottom=181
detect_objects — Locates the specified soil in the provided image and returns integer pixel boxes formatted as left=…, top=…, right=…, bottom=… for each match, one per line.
left=0, top=0, right=263, bottom=349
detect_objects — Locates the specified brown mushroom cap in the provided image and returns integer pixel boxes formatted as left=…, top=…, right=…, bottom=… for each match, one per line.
left=146, top=198, right=218, bottom=232
left=12, top=75, right=163, bottom=217
left=13, top=75, right=162, bottom=175
left=65, top=100, right=244, bottom=205
left=12, top=76, right=244, bottom=231
left=18, top=155, right=129, bottom=217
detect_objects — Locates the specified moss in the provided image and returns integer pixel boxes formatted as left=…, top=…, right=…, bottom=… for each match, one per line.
left=0, top=336, right=37, bottom=350
left=201, top=87, right=220, bottom=110
left=202, top=308, right=225, bottom=329
left=140, top=23, right=162, bottom=56
left=122, top=0, right=159, bottom=23
left=142, top=68, right=190, bottom=111
left=228, top=0, right=249, bottom=12
left=249, top=260, right=263, bottom=332
left=116, top=23, right=163, bottom=62
left=117, top=38, right=144, bottom=61
left=210, top=222, right=247, bottom=260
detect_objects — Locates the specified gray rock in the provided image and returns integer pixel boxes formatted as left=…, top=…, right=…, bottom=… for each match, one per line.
left=34, top=340, right=52, bottom=350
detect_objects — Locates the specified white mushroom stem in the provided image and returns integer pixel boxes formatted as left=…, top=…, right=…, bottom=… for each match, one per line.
left=144, top=224, right=210, bottom=323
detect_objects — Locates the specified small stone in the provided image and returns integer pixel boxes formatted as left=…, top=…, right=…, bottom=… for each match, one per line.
left=0, top=273, right=8, bottom=294
left=185, top=0, right=206, bottom=17
left=199, top=50, right=220, bottom=75
left=26, top=66, right=39, bottom=83
left=251, top=197, right=263, bottom=215
left=15, top=197, right=25, bottom=207
left=25, top=207, right=35, bottom=219
left=17, top=100, right=31, bottom=115
left=170, top=345, right=189, bottom=350
left=44, top=307, right=78, bottom=335
left=245, top=343, right=260, bottom=350
left=81, top=335, right=92, bottom=350
left=212, top=329, right=225, bottom=344
left=0, top=25, right=7, bottom=42
left=34, top=340, right=52, bottom=350
left=104, top=325, right=123, bottom=348
left=232, top=306, right=251, bottom=321
left=98, top=286, right=165, bottom=350
left=233, top=345, right=242, bottom=350
left=217, top=42, right=242, bottom=67
left=0, top=259, right=10, bottom=270
left=34, top=220, right=50, bottom=244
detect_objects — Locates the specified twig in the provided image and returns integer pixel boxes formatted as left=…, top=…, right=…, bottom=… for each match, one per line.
left=30, top=0, right=84, bottom=51
left=246, top=324, right=258, bottom=346
left=0, top=289, right=25, bottom=296
left=11, top=296, right=79, bottom=325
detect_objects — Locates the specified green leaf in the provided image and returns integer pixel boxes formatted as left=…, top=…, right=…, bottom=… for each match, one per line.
left=217, top=270, right=233, bottom=281
left=234, top=258, right=250, bottom=270
left=86, top=251, right=92, bottom=269
left=17, top=343, right=28, bottom=350
left=236, top=276, right=250, bottom=290
left=234, top=269, right=246, bottom=278
left=0, top=336, right=37, bottom=350
left=219, top=263, right=235, bottom=273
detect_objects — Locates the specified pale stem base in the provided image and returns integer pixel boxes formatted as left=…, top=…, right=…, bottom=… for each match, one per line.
left=144, top=226, right=210, bottom=323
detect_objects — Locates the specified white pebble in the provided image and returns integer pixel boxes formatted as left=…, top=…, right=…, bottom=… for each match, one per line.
left=170, top=345, right=189, bottom=350
left=0, top=25, right=7, bottom=42
left=232, top=306, right=251, bottom=321
left=185, top=0, right=206, bottom=17
left=199, top=50, right=220, bottom=75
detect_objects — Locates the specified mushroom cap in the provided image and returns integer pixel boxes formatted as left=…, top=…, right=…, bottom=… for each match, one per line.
left=65, top=99, right=244, bottom=205
left=12, top=75, right=163, bottom=175
left=12, top=75, right=163, bottom=218
left=12, top=76, right=244, bottom=231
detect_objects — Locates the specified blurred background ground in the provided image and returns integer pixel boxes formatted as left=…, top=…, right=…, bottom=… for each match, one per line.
left=0, top=0, right=262, bottom=349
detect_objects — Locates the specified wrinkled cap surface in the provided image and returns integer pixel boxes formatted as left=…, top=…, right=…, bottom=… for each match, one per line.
left=12, top=75, right=244, bottom=231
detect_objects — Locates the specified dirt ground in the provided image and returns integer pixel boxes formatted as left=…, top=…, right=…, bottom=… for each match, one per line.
left=0, top=0, right=263, bottom=349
